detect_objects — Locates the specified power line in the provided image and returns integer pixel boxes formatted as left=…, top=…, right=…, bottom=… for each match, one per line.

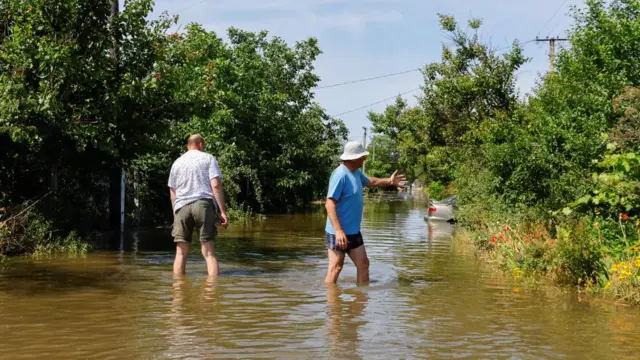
left=546, top=12, right=569, bottom=37
left=537, top=0, right=569, bottom=38
left=495, top=39, right=536, bottom=52
left=176, top=0, right=208, bottom=14
left=172, top=0, right=208, bottom=30
left=316, top=68, right=421, bottom=89
left=331, top=87, right=421, bottom=117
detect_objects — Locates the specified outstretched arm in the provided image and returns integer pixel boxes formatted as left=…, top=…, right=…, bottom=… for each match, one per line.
left=365, top=170, right=407, bottom=188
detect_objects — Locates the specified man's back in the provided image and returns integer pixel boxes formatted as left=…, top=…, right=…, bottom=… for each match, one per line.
left=168, top=150, right=222, bottom=212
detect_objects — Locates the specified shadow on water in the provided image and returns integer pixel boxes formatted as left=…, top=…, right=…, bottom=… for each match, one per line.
left=0, top=259, right=127, bottom=296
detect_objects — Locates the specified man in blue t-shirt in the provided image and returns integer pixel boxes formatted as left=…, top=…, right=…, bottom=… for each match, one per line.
left=325, top=141, right=406, bottom=284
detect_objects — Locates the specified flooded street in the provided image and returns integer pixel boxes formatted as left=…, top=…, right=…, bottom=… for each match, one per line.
left=1, top=196, right=639, bottom=359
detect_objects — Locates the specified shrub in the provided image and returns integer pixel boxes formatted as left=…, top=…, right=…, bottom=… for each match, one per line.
left=0, top=202, right=89, bottom=257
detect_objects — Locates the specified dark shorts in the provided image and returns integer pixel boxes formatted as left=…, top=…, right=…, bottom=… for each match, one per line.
left=172, top=199, right=217, bottom=243
left=326, top=232, right=364, bottom=254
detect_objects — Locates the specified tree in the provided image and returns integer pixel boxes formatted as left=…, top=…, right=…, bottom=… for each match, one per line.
left=368, top=14, right=527, bottom=189
left=364, top=135, right=400, bottom=180
left=129, top=24, right=348, bottom=223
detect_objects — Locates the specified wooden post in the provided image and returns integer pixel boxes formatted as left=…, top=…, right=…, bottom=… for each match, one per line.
left=362, top=126, right=367, bottom=174
left=535, top=36, right=568, bottom=72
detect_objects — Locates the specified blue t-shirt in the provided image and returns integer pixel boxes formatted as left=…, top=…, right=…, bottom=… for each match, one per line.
left=325, top=164, right=370, bottom=235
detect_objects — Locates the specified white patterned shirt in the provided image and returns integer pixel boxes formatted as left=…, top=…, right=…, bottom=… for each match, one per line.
left=168, top=150, right=222, bottom=212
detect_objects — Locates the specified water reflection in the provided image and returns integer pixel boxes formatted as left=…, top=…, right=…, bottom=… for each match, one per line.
left=326, top=284, right=369, bottom=359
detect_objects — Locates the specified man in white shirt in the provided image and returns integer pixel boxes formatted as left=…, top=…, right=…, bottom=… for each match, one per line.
left=168, top=134, right=229, bottom=277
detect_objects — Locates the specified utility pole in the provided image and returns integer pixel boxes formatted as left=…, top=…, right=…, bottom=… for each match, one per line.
left=372, top=135, right=376, bottom=163
left=362, top=127, right=367, bottom=174
left=110, top=1, right=119, bottom=59
left=109, top=0, right=125, bottom=249
left=535, top=36, right=568, bottom=72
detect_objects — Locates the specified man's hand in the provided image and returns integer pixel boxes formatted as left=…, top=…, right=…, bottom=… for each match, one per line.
left=336, top=230, right=348, bottom=249
left=388, top=170, right=407, bottom=187
left=219, top=212, right=229, bottom=229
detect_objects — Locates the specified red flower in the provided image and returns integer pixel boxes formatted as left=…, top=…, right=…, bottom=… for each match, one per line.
left=504, top=225, right=511, bottom=232
left=534, top=232, right=541, bottom=239
left=491, top=236, right=497, bottom=245
left=524, top=237, right=531, bottom=243
left=621, top=213, right=630, bottom=221
left=504, top=238, right=510, bottom=243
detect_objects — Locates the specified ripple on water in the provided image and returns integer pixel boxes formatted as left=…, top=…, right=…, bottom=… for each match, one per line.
left=1, top=197, right=640, bottom=359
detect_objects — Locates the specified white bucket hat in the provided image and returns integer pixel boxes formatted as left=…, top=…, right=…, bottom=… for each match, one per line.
left=339, top=141, right=369, bottom=161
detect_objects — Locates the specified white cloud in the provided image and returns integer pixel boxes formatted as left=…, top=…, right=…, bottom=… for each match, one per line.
left=200, top=10, right=403, bottom=39
left=148, top=0, right=582, bottom=138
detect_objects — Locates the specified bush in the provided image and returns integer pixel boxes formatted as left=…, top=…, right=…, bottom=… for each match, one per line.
left=426, top=181, right=447, bottom=200
left=462, top=213, right=640, bottom=304
left=0, top=202, right=89, bottom=257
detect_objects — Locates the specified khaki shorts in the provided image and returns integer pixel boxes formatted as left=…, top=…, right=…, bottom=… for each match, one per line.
left=171, top=199, right=218, bottom=243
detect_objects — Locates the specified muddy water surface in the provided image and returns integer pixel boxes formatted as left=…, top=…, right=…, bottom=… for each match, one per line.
left=1, top=196, right=639, bottom=359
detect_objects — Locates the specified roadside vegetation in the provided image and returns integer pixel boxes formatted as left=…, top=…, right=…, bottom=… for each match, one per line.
left=365, top=0, right=640, bottom=305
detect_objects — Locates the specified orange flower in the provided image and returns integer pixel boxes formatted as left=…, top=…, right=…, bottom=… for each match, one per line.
left=504, top=238, right=510, bottom=243
left=524, top=237, right=531, bottom=244
left=504, top=225, right=511, bottom=232
left=534, top=232, right=541, bottom=239
left=547, top=239, right=554, bottom=245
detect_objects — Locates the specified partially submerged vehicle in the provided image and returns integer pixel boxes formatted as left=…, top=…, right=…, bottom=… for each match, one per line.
left=424, top=196, right=456, bottom=223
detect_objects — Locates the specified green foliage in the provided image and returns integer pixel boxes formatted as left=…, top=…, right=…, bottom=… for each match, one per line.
left=130, top=24, right=347, bottom=217
left=0, top=0, right=181, bottom=158
left=426, top=181, right=446, bottom=200
left=567, top=147, right=640, bottom=217
left=0, top=0, right=347, bottom=255
left=0, top=203, right=89, bottom=256
left=371, top=1, right=640, bottom=304
left=486, top=0, right=640, bottom=210
left=369, top=15, right=527, bottom=187
left=364, top=135, right=399, bottom=180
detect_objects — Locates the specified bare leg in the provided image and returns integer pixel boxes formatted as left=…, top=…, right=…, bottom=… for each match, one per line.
left=173, top=242, right=190, bottom=276
left=348, top=245, right=370, bottom=285
left=201, top=241, right=219, bottom=277
left=325, top=249, right=346, bottom=284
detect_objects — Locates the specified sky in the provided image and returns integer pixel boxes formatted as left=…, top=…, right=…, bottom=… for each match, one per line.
left=143, top=0, right=584, bottom=142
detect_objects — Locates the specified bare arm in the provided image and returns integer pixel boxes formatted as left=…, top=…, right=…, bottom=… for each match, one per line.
left=211, top=177, right=229, bottom=228
left=325, top=198, right=343, bottom=234
left=326, top=198, right=347, bottom=249
left=365, top=176, right=393, bottom=187
left=169, top=188, right=176, bottom=209
left=364, top=170, right=406, bottom=188
left=211, top=177, right=227, bottom=214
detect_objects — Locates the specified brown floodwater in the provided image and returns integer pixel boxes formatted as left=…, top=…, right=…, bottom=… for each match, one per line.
left=1, top=194, right=639, bottom=359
